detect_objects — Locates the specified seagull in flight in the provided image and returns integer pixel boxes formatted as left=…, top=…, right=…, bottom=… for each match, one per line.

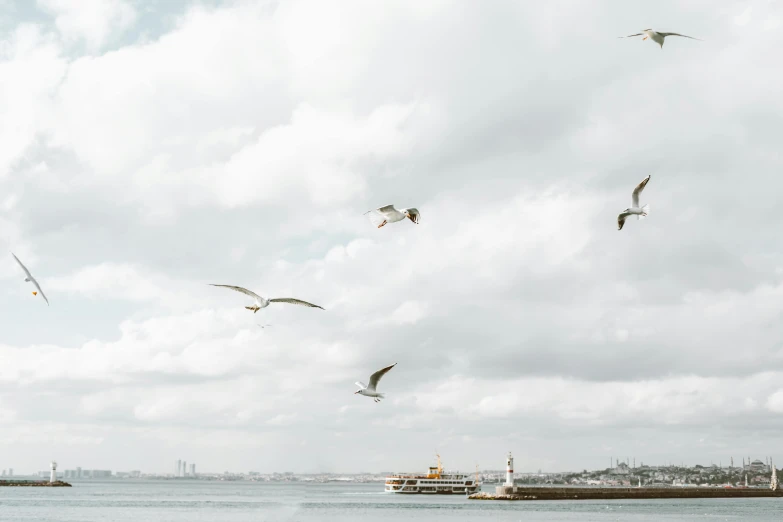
left=257, top=323, right=272, bottom=329
left=364, top=205, right=420, bottom=229
left=620, top=29, right=702, bottom=48
left=355, top=363, right=397, bottom=403
left=617, top=175, right=651, bottom=231
left=11, top=253, right=49, bottom=306
left=209, top=284, right=324, bottom=313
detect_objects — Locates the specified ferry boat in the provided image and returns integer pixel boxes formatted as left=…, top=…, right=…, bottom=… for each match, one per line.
left=384, top=455, right=481, bottom=494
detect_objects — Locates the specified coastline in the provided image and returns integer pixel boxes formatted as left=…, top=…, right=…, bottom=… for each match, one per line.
left=0, top=480, right=72, bottom=487
left=469, top=486, right=783, bottom=501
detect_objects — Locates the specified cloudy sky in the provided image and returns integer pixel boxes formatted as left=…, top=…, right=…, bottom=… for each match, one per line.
left=1, top=0, right=782, bottom=475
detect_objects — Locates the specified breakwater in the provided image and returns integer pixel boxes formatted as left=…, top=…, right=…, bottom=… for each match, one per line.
left=470, top=486, right=782, bottom=501
left=0, top=480, right=72, bottom=487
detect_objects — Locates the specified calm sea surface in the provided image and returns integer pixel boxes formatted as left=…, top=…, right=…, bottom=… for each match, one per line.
left=0, top=480, right=780, bottom=521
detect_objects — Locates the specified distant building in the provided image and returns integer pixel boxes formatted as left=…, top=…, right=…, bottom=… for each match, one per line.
left=7, top=468, right=11, bottom=477
left=190, top=464, right=196, bottom=477
left=612, top=462, right=630, bottom=475
left=750, top=460, right=767, bottom=472
left=183, top=461, right=187, bottom=478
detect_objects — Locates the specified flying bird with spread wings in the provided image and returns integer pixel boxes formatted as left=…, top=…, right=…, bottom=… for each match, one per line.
left=11, top=253, right=49, bottom=306
left=619, top=29, right=702, bottom=48
left=209, top=284, right=324, bottom=313
left=364, top=205, right=420, bottom=229
left=617, top=175, right=651, bottom=231
left=355, top=363, right=397, bottom=403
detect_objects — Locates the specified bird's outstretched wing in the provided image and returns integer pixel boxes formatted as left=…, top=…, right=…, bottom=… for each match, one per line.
left=364, top=205, right=397, bottom=227
left=11, top=253, right=33, bottom=279
left=632, top=175, right=651, bottom=207
left=209, top=284, right=263, bottom=300
left=355, top=381, right=367, bottom=389
left=617, top=211, right=632, bottom=231
left=406, top=208, right=420, bottom=224
left=34, top=280, right=49, bottom=306
left=658, top=32, right=702, bottom=41
left=619, top=33, right=644, bottom=38
left=269, top=297, right=324, bottom=310
left=368, top=363, right=397, bottom=391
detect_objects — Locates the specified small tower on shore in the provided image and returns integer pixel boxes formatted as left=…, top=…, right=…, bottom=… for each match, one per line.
left=50, top=461, right=57, bottom=483
left=771, top=461, right=779, bottom=491
left=505, top=452, right=514, bottom=487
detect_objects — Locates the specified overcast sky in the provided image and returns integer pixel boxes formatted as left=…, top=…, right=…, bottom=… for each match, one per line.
left=1, top=0, right=782, bottom=476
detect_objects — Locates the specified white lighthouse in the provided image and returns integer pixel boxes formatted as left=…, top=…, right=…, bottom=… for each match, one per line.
left=505, top=452, right=514, bottom=487
left=50, top=461, right=57, bottom=483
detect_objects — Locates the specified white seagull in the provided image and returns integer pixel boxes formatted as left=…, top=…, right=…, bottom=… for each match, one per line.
left=11, top=253, right=49, bottom=306
left=209, top=284, right=324, bottom=313
left=617, top=175, right=651, bottom=231
left=355, top=363, right=397, bottom=403
left=620, top=29, right=702, bottom=48
left=364, top=205, right=420, bottom=229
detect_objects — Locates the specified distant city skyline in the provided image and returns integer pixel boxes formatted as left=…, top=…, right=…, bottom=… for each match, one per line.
left=1, top=454, right=779, bottom=477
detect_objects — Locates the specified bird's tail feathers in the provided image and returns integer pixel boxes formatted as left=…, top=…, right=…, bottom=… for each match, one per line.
left=638, top=204, right=650, bottom=220
left=377, top=393, right=385, bottom=399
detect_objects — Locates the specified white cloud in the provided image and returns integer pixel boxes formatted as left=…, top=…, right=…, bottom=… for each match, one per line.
left=389, top=300, right=430, bottom=325
left=411, top=373, right=783, bottom=426
left=45, top=263, right=180, bottom=304
left=766, top=389, right=783, bottom=413
left=734, top=6, right=752, bottom=26
left=37, top=0, right=137, bottom=51
left=0, top=25, right=65, bottom=179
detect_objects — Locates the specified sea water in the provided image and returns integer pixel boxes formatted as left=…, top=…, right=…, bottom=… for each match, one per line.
left=0, top=480, right=780, bottom=521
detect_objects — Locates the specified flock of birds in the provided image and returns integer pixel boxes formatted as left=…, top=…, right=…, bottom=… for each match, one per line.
left=7, top=27, right=698, bottom=404
left=8, top=203, right=420, bottom=402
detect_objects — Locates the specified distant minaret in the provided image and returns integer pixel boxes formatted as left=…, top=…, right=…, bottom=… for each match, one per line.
left=505, top=452, right=514, bottom=487
left=633, top=458, right=635, bottom=469
left=745, top=474, right=748, bottom=487
left=50, top=461, right=57, bottom=483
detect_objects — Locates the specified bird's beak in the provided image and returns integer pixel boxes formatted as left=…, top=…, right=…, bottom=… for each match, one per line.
left=32, top=291, right=37, bottom=296
left=354, top=390, right=360, bottom=394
